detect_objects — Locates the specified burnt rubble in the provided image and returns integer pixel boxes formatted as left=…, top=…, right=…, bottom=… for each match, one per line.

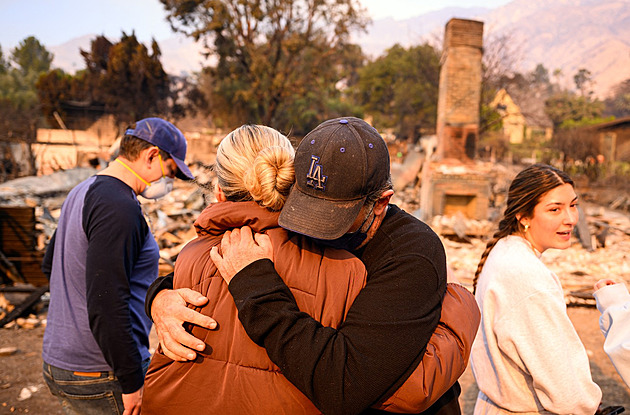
left=0, top=163, right=216, bottom=328
left=389, top=156, right=630, bottom=307
left=1, top=155, right=630, bottom=328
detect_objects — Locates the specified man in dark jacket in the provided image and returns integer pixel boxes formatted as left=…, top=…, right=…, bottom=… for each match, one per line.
left=148, top=117, right=467, bottom=414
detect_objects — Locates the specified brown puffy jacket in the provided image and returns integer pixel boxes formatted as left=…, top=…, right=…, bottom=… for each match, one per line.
left=142, top=201, right=480, bottom=414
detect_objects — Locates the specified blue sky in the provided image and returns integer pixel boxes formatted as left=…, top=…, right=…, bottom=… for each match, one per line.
left=0, top=0, right=512, bottom=50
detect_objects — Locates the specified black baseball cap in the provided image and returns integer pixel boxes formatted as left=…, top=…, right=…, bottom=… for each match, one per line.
left=279, top=117, right=390, bottom=240
left=125, top=117, right=194, bottom=180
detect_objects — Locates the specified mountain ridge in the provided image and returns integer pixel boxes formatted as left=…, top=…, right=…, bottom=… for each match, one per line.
left=484, top=0, right=630, bottom=97
left=48, top=0, right=630, bottom=98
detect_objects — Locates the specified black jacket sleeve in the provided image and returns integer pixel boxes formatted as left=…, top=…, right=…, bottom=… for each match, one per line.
left=144, top=272, right=174, bottom=319
left=83, top=181, right=147, bottom=394
left=229, top=252, right=444, bottom=415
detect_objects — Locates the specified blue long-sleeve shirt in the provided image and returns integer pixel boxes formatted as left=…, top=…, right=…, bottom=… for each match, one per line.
left=43, top=175, right=158, bottom=393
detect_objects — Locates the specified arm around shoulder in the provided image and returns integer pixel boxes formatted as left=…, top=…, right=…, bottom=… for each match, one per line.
left=374, top=283, right=480, bottom=413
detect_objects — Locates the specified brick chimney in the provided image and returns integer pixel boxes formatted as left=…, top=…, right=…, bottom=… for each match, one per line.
left=436, top=18, right=484, bottom=163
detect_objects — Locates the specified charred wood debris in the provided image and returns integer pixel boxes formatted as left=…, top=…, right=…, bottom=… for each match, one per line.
left=1, top=151, right=630, bottom=331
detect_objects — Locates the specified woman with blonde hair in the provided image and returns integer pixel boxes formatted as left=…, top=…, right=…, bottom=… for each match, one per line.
left=471, top=163, right=601, bottom=414
left=142, top=124, right=476, bottom=414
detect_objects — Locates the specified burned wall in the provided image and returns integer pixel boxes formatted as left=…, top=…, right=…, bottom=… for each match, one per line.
left=420, top=163, right=491, bottom=221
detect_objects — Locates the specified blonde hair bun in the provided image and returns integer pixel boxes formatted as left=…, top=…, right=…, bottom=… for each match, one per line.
left=243, top=146, right=295, bottom=211
left=215, top=125, right=295, bottom=211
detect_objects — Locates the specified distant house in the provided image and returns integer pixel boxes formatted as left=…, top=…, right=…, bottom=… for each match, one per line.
left=586, top=116, right=630, bottom=162
left=490, top=88, right=553, bottom=144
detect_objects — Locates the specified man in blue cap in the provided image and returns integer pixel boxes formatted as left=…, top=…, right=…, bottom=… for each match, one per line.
left=41, top=118, right=194, bottom=415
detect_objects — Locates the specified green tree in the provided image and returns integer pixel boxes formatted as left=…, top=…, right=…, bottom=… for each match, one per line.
left=545, top=91, right=604, bottom=129
left=530, top=63, right=550, bottom=86
left=1, top=36, right=53, bottom=109
left=0, top=45, right=7, bottom=74
left=0, top=36, right=53, bottom=177
left=11, top=36, right=53, bottom=76
left=573, top=68, right=594, bottom=98
left=604, top=78, right=630, bottom=118
left=352, top=43, right=439, bottom=142
left=160, top=0, right=369, bottom=132
left=541, top=68, right=611, bottom=161
left=81, top=35, right=113, bottom=75
left=35, top=68, right=74, bottom=127
left=36, top=34, right=173, bottom=127
left=35, top=67, right=96, bottom=129
left=79, top=35, right=113, bottom=108
left=544, top=68, right=605, bottom=131
left=101, top=34, right=170, bottom=124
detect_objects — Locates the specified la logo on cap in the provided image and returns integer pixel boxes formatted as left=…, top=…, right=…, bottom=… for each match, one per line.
left=306, top=155, right=327, bottom=190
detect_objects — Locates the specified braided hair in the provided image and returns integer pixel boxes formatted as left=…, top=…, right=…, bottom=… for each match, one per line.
left=472, top=163, right=574, bottom=294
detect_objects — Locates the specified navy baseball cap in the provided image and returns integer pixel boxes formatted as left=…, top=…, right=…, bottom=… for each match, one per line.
left=125, top=117, right=194, bottom=180
left=279, top=117, right=390, bottom=240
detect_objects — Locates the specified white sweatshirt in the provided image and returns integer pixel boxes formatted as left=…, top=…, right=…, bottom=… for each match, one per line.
left=594, top=282, right=630, bottom=388
left=471, top=235, right=602, bottom=414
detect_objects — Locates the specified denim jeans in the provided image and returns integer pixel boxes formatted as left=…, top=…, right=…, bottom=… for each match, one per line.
left=43, top=360, right=150, bottom=415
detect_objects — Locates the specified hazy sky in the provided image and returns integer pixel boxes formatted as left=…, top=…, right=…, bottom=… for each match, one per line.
left=0, top=0, right=512, bottom=50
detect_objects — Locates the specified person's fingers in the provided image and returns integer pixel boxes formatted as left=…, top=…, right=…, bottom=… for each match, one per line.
left=594, top=279, right=616, bottom=291
left=151, top=289, right=213, bottom=360
left=221, top=230, right=232, bottom=256
left=158, top=325, right=202, bottom=361
left=122, top=390, right=141, bottom=415
left=177, top=305, right=217, bottom=330
left=161, top=341, right=195, bottom=361
left=230, top=227, right=240, bottom=243
left=213, top=226, right=274, bottom=285
left=253, top=231, right=270, bottom=246
left=175, top=288, right=209, bottom=308
left=209, top=246, right=221, bottom=264
left=254, top=232, right=273, bottom=258
left=239, top=226, right=253, bottom=244
left=157, top=307, right=209, bottom=353
left=210, top=246, right=228, bottom=282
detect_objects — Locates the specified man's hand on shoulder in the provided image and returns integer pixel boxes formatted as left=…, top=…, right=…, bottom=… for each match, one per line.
left=210, top=226, right=273, bottom=285
left=152, top=288, right=216, bottom=361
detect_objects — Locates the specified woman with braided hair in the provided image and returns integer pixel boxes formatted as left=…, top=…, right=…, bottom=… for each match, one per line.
left=470, top=163, right=601, bottom=414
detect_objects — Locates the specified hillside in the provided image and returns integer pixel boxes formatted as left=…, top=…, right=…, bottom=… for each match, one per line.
left=49, top=0, right=630, bottom=97
left=354, top=6, right=489, bottom=58
left=49, top=34, right=206, bottom=77
left=485, top=0, right=630, bottom=98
